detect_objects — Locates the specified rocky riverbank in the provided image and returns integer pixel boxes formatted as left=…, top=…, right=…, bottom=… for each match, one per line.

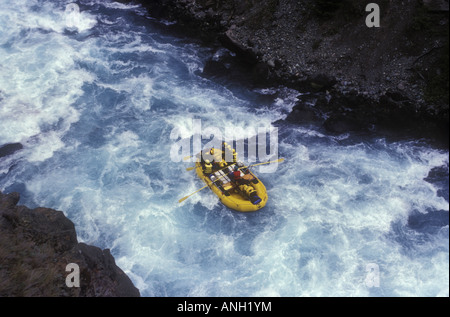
left=134, top=0, right=449, bottom=146
left=0, top=190, right=140, bottom=297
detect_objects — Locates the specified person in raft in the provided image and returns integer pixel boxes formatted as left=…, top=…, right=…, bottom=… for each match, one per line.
left=203, top=159, right=213, bottom=175
left=231, top=164, right=241, bottom=182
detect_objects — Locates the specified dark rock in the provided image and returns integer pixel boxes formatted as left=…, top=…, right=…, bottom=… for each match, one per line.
left=0, top=143, right=23, bottom=158
left=252, top=62, right=271, bottom=83
left=219, top=29, right=258, bottom=65
left=286, top=102, right=323, bottom=124
left=323, top=113, right=366, bottom=134
left=202, top=58, right=230, bottom=77
left=423, top=0, right=449, bottom=11
left=201, top=48, right=260, bottom=88
left=17, top=206, right=78, bottom=253
left=408, top=209, right=449, bottom=234
left=0, top=191, right=20, bottom=209
left=125, top=0, right=449, bottom=143
left=424, top=164, right=449, bottom=201
left=0, top=191, right=140, bottom=297
left=308, top=74, right=337, bottom=91
left=77, top=243, right=140, bottom=297
left=385, top=89, right=409, bottom=103
left=201, top=48, right=238, bottom=79
left=0, top=192, right=21, bottom=230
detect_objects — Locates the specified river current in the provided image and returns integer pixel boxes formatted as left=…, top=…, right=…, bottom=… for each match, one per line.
left=0, top=0, right=448, bottom=296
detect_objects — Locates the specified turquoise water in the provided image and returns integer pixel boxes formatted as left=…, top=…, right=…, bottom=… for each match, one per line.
left=0, top=0, right=448, bottom=296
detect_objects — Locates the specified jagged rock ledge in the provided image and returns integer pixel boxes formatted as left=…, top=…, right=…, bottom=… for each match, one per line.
left=0, top=191, right=140, bottom=297
left=133, top=0, right=449, bottom=147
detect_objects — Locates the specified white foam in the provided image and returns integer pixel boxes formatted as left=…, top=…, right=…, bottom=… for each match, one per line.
left=25, top=131, right=66, bottom=162
left=100, top=1, right=142, bottom=10
left=0, top=0, right=96, bottom=160
left=2, top=0, right=447, bottom=298
left=2, top=0, right=98, bottom=34
left=261, top=138, right=449, bottom=296
left=63, top=4, right=97, bottom=33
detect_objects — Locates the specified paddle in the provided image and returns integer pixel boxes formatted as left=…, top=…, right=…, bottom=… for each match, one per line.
left=242, top=158, right=284, bottom=169
left=178, top=158, right=284, bottom=203
left=178, top=184, right=211, bottom=203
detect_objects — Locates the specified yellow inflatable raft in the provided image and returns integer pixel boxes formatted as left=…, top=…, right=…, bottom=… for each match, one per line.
left=195, top=149, right=268, bottom=212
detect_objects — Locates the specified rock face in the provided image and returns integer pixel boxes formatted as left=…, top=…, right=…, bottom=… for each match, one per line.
left=136, top=0, right=449, bottom=145
left=0, top=143, right=23, bottom=159
left=0, top=191, right=140, bottom=297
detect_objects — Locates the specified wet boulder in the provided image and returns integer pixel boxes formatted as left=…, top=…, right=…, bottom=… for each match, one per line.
left=0, top=143, right=23, bottom=159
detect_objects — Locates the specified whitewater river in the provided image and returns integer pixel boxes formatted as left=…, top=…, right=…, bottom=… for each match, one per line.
left=0, top=0, right=448, bottom=296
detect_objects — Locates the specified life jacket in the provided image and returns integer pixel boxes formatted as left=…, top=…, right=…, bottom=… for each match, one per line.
left=239, top=184, right=261, bottom=204
left=239, top=184, right=256, bottom=197
left=219, top=160, right=227, bottom=168
left=204, top=162, right=213, bottom=174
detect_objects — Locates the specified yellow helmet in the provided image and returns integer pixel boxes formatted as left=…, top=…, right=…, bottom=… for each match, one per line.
left=205, top=159, right=210, bottom=164
left=210, top=148, right=214, bottom=155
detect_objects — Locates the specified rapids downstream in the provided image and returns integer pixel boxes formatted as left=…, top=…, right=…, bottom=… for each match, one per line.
left=0, top=0, right=448, bottom=296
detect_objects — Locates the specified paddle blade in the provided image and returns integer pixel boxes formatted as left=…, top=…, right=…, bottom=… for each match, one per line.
left=178, top=184, right=208, bottom=203
left=186, top=166, right=195, bottom=171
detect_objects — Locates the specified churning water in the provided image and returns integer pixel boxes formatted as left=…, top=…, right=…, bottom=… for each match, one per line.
left=0, top=0, right=448, bottom=296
